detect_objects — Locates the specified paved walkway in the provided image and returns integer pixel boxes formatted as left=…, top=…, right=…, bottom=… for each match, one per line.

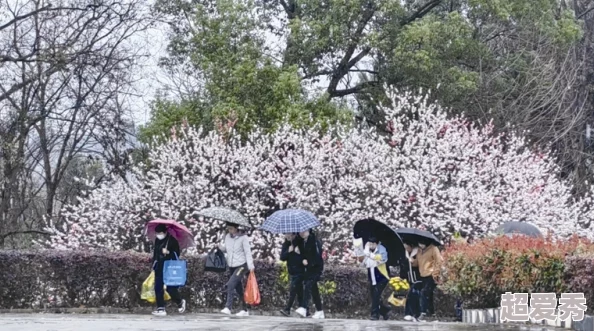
left=0, top=313, right=563, bottom=331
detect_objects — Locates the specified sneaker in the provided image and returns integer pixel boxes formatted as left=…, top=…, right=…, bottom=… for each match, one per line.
left=152, top=309, right=167, bottom=317
left=418, top=313, right=427, bottom=321
left=312, top=311, right=325, bottom=319
left=235, top=310, right=249, bottom=317
left=220, top=307, right=231, bottom=315
left=295, top=307, right=307, bottom=318
left=178, top=299, right=186, bottom=314
left=370, top=315, right=379, bottom=321
left=279, top=309, right=291, bottom=317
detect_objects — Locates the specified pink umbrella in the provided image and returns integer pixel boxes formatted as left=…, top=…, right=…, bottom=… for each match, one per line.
left=145, top=219, right=196, bottom=250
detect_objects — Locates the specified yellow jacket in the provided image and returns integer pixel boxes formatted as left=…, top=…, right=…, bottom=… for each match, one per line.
left=412, top=244, right=443, bottom=279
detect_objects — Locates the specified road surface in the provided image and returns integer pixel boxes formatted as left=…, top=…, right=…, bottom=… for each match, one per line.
left=0, top=313, right=562, bottom=331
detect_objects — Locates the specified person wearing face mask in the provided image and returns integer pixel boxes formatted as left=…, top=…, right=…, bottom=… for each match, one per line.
left=279, top=233, right=307, bottom=317
left=218, top=222, right=255, bottom=317
left=361, top=237, right=391, bottom=321
left=412, top=240, right=443, bottom=321
left=294, top=228, right=325, bottom=319
left=151, top=224, right=186, bottom=316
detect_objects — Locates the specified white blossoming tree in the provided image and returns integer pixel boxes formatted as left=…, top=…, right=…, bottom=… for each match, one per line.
left=44, top=90, right=593, bottom=262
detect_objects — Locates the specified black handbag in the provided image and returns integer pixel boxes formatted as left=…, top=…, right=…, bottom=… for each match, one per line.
left=205, top=248, right=227, bottom=272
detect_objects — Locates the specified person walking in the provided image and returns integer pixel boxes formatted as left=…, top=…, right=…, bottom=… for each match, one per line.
left=151, top=224, right=186, bottom=316
left=279, top=233, right=306, bottom=317
left=413, top=239, right=443, bottom=321
left=219, top=222, right=255, bottom=317
left=401, top=240, right=421, bottom=321
left=361, top=237, right=391, bottom=321
left=295, top=228, right=325, bottom=319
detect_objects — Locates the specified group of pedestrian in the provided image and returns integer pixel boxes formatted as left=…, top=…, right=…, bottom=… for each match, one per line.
left=278, top=230, right=325, bottom=319
left=149, top=221, right=326, bottom=319
left=148, top=212, right=443, bottom=323
left=400, top=239, right=443, bottom=322
left=354, top=234, right=443, bottom=322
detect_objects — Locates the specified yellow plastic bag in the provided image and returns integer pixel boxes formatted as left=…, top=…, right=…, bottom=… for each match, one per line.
left=141, top=271, right=171, bottom=304
left=388, top=292, right=406, bottom=307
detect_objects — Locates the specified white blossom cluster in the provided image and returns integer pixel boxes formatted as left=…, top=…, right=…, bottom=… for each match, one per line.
left=43, top=90, right=594, bottom=262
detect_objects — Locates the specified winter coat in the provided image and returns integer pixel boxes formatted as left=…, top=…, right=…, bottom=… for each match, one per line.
left=298, top=232, right=324, bottom=276
left=219, top=232, right=255, bottom=270
left=152, top=234, right=181, bottom=271
left=400, top=247, right=422, bottom=289
left=414, top=244, right=443, bottom=279
left=280, top=237, right=305, bottom=276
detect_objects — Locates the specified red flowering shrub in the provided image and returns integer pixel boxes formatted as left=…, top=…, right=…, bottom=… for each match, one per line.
left=564, top=256, right=594, bottom=313
left=442, top=235, right=594, bottom=309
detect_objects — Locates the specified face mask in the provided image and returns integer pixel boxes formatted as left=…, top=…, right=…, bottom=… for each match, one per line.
left=156, top=233, right=166, bottom=240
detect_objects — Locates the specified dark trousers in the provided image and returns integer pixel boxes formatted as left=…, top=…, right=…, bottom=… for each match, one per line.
left=301, top=273, right=323, bottom=311
left=225, top=264, right=248, bottom=311
left=155, top=268, right=182, bottom=309
left=419, top=276, right=436, bottom=314
left=285, top=274, right=304, bottom=311
left=370, top=279, right=390, bottom=318
left=405, top=287, right=421, bottom=317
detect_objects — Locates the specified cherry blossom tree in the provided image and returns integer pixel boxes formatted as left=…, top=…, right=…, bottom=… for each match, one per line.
left=43, top=89, right=593, bottom=262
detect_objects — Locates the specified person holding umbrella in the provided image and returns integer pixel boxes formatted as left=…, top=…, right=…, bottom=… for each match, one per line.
left=279, top=233, right=306, bottom=317
left=150, top=224, right=187, bottom=317
left=396, top=227, right=443, bottom=321
left=195, top=207, right=255, bottom=317
left=401, top=239, right=422, bottom=321
left=361, top=236, right=391, bottom=321
left=260, top=209, right=325, bottom=319
left=219, top=222, right=255, bottom=317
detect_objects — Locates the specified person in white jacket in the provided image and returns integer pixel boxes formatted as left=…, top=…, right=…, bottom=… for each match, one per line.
left=219, top=222, right=255, bottom=317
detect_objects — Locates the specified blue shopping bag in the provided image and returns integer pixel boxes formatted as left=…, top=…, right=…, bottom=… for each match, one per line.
left=163, top=252, right=187, bottom=287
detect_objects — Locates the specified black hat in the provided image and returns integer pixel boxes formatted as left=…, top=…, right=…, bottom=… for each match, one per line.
left=155, top=224, right=168, bottom=233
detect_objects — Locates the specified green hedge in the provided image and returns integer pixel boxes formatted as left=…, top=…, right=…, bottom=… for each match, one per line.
left=0, top=250, right=457, bottom=317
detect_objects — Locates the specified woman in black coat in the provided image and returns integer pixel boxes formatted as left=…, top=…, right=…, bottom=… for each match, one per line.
left=294, top=228, right=325, bottom=319
left=151, top=224, right=186, bottom=316
left=279, top=233, right=306, bottom=316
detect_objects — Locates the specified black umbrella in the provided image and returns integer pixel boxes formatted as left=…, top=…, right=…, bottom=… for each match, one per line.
left=395, top=227, right=442, bottom=246
left=353, top=218, right=406, bottom=267
left=495, top=221, right=543, bottom=238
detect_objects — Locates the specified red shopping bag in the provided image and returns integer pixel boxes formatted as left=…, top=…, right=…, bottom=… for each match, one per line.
left=244, top=270, right=261, bottom=305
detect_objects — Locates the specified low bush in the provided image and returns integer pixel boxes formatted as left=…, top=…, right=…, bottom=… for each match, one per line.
left=442, top=235, right=594, bottom=310
left=0, top=250, right=457, bottom=317
left=564, top=256, right=594, bottom=313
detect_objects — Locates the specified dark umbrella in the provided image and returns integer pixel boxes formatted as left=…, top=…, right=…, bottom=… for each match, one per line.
left=495, top=221, right=543, bottom=238
left=395, top=227, right=442, bottom=247
left=353, top=218, right=406, bottom=267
